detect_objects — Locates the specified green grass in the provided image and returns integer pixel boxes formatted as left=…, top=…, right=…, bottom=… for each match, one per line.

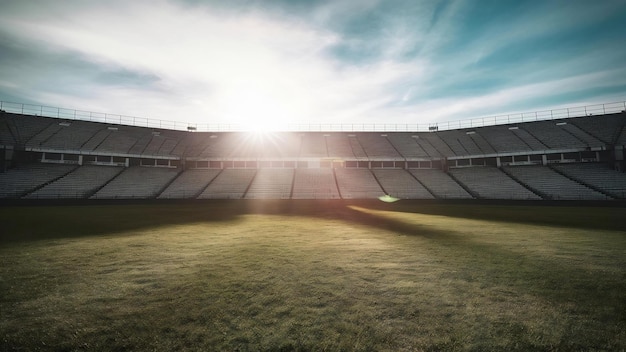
left=1, top=201, right=625, bottom=351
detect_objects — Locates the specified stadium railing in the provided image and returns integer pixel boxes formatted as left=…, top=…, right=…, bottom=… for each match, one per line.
left=1, top=100, right=625, bottom=133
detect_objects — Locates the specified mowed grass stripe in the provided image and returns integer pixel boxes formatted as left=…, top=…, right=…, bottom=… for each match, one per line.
left=1, top=201, right=625, bottom=351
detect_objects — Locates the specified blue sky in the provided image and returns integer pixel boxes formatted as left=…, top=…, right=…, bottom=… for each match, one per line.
left=0, top=0, right=625, bottom=129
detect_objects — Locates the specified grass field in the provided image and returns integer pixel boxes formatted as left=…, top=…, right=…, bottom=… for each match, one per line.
left=1, top=201, right=625, bottom=351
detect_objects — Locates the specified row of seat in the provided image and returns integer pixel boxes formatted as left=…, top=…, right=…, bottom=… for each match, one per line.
left=2, top=112, right=625, bottom=159
left=5, top=162, right=622, bottom=200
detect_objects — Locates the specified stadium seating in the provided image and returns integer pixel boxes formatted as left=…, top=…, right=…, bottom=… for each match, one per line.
left=355, top=133, right=403, bottom=159
left=502, top=165, right=607, bottom=200
left=25, top=165, right=123, bottom=199
left=334, top=168, right=384, bottom=199
left=409, top=169, right=473, bottom=199
left=300, top=133, right=328, bottom=157
left=1, top=111, right=625, bottom=200
left=197, top=169, right=256, bottom=199
left=550, top=163, right=626, bottom=199
left=569, top=113, right=625, bottom=144
left=449, top=166, right=541, bottom=200
left=372, top=169, right=434, bottom=199
left=520, top=121, right=590, bottom=150
left=385, top=133, right=432, bottom=158
left=292, top=168, right=340, bottom=199
left=158, top=169, right=222, bottom=199
left=0, top=163, right=76, bottom=198
left=91, top=166, right=180, bottom=199
left=245, top=168, right=294, bottom=199
left=476, top=125, right=533, bottom=154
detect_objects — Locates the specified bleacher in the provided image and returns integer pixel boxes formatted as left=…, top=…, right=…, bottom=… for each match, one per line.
left=0, top=163, right=76, bottom=198
left=385, top=133, right=431, bottom=158
left=91, top=166, right=180, bottom=199
left=300, top=133, right=328, bottom=157
left=520, top=121, right=588, bottom=150
left=356, top=133, right=402, bottom=159
left=292, top=168, right=340, bottom=199
left=409, top=169, right=473, bottom=199
left=475, top=125, right=532, bottom=154
left=1, top=110, right=625, bottom=201
left=550, top=163, right=626, bottom=199
left=372, top=169, right=434, bottom=199
left=245, top=168, right=294, bottom=199
left=197, top=169, right=256, bottom=199
left=334, top=168, right=384, bottom=199
left=450, top=166, right=541, bottom=200
left=158, top=169, right=222, bottom=199
left=25, top=165, right=122, bottom=199
left=569, top=113, right=625, bottom=144
left=503, top=165, right=607, bottom=200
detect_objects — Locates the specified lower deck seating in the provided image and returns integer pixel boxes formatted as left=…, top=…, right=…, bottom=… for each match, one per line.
left=245, top=169, right=294, bottom=199
left=504, top=165, right=609, bottom=200
left=0, top=163, right=76, bottom=198
left=91, top=166, right=179, bottom=199
left=292, top=168, right=340, bottom=199
left=334, top=168, right=384, bottom=199
left=409, top=169, right=473, bottom=199
left=25, top=165, right=122, bottom=199
left=449, top=167, right=540, bottom=200
left=158, top=169, right=222, bottom=199
left=372, top=169, right=434, bottom=199
left=198, top=169, right=256, bottom=199
left=551, top=163, right=626, bottom=199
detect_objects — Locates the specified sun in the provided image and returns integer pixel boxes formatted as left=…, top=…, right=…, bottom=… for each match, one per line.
left=220, top=83, right=292, bottom=132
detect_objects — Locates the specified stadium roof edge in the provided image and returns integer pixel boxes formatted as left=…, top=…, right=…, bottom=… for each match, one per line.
left=1, top=100, right=625, bottom=133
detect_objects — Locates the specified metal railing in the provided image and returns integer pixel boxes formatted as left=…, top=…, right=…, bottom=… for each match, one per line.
left=1, top=100, right=625, bottom=132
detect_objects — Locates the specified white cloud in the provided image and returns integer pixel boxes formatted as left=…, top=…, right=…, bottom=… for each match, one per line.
left=0, top=0, right=624, bottom=129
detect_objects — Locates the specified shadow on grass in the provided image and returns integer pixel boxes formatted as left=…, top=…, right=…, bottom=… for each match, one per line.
left=340, top=204, right=626, bottom=348
left=374, top=200, right=626, bottom=232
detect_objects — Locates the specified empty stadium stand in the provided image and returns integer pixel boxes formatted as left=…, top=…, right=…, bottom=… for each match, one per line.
left=449, top=166, right=541, bottom=200
left=25, top=165, right=123, bottom=199
left=245, top=168, right=294, bottom=199
left=372, top=169, right=434, bottom=199
left=1, top=108, right=625, bottom=200
left=91, top=166, right=180, bottom=199
left=158, top=169, right=222, bottom=199
left=197, top=169, right=256, bottom=199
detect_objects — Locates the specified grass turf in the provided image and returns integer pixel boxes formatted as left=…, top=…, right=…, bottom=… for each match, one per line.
left=1, top=201, right=625, bottom=351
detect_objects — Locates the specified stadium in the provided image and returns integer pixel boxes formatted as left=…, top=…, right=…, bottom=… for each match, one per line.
left=1, top=101, right=626, bottom=201
left=1, top=101, right=625, bottom=351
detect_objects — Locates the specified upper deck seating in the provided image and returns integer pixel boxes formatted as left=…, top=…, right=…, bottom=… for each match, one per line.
left=2, top=113, right=52, bottom=145
left=385, top=133, right=431, bottom=158
left=326, top=133, right=358, bottom=158
left=569, top=113, right=625, bottom=144
left=356, top=133, right=402, bottom=159
left=420, top=133, right=455, bottom=157
left=520, top=120, right=589, bottom=150
left=299, top=133, right=328, bottom=157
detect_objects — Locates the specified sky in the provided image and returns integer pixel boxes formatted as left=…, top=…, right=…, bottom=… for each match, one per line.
left=0, top=0, right=625, bottom=130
